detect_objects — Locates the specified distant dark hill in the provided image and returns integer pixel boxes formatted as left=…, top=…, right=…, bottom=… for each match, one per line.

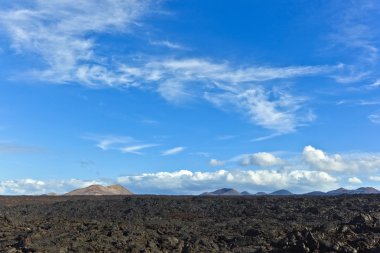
left=304, top=191, right=326, bottom=196
left=256, top=192, right=267, bottom=195
left=326, top=187, right=351, bottom=195
left=201, top=187, right=380, bottom=197
left=270, top=189, right=293, bottom=196
left=324, top=187, right=380, bottom=196
left=201, top=188, right=241, bottom=196
left=65, top=184, right=133, bottom=196
left=353, top=187, right=380, bottom=194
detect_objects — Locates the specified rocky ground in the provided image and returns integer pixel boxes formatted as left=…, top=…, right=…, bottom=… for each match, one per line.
left=1, top=195, right=380, bottom=252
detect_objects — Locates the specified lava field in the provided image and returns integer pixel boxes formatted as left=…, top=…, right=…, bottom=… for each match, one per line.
left=1, top=195, right=380, bottom=252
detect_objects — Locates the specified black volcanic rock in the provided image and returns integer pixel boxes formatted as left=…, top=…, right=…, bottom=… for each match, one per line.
left=270, top=189, right=293, bottom=195
left=2, top=195, right=380, bottom=252
left=202, top=188, right=241, bottom=196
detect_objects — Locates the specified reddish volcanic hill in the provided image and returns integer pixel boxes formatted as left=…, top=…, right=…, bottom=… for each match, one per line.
left=65, top=184, right=133, bottom=196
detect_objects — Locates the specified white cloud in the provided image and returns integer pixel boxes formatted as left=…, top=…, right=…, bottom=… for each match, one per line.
left=0, top=169, right=337, bottom=195
left=338, top=3, right=379, bottom=57
left=83, top=134, right=158, bottom=154
left=150, top=40, right=186, bottom=50
left=144, top=59, right=335, bottom=84
left=0, top=2, right=348, bottom=136
left=369, top=79, right=380, bottom=88
left=240, top=152, right=283, bottom=167
left=117, top=169, right=337, bottom=194
left=0, top=0, right=150, bottom=83
left=369, top=112, right=380, bottom=124
left=348, top=177, right=362, bottom=184
left=0, top=178, right=109, bottom=195
left=156, top=80, right=192, bottom=104
left=2, top=145, right=380, bottom=195
left=328, top=2, right=380, bottom=82
left=95, top=135, right=135, bottom=150
left=333, top=71, right=370, bottom=84
left=251, top=133, right=283, bottom=142
left=303, top=145, right=345, bottom=172
left=83, top=134, right=135, bottom=150
left=205, top=86, right=312, bottom=134
left=303, top=145, right=380, bottom=173
left=209, top=159, right=225, bottom=167
left=161, top=146, right=185, bottom=156
left=121, top=144, right=158, bottom=155
left=369, top=176, right=380, bottom=182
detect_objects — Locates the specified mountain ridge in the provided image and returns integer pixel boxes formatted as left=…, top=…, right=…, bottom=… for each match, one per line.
left=200, top=187, right=380, bottom=196
left=65, top=184, right=133, bottom=196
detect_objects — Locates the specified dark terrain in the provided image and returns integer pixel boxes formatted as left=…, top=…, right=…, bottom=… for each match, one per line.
left=1, top=195, right=380, bottom=252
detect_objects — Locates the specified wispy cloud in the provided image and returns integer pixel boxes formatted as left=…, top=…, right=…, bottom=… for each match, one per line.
left=332, top=70, right=370, bottom=84
left=0, top=1, right=349, bottom=137
left=141, top=58, right=337, bottom=85
left=0, top=0, right=151, bottom=84
left=205, top=86, right=311, bottom=134
left=369, top=79, right=380, bottom=88
left=368, top=112, right=380, bottom=124
left=150, top=40, right=186, bottom=50
left=83, top=134, right=135, bottom=150
left=209, top=159, right=225, bottom=167
left=161, top=146, right=185, bottom=156
left=84, top=134, right=158, bottom=154
left=338, top=2, right=379, bottom=60
left=251, top=132, right=283, bottom=142
left=121, top=144, right=159, bottom=155
left=328, top=1, right=380, bottom=83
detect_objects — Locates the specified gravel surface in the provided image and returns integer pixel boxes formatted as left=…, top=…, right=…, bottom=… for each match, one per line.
left=1, top=195, right=380, bottom=252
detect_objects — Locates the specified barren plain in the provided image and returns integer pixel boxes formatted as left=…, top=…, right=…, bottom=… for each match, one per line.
left=1, top=195, right=380, bottom=252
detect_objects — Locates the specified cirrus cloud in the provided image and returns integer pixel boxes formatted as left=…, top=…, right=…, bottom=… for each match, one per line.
left=0, top=1, right=345, bottom=136
left=161, top=146, right=186, bottom=156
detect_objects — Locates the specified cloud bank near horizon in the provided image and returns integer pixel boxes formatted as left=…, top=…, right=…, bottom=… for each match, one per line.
left=2, top=145, right=380, bottom=195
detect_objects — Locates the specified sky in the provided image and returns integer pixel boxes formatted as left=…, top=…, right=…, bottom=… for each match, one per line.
left=0, top=0, right=380, bottom=195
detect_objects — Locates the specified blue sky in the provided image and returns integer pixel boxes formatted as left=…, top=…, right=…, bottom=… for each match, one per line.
left=1, top=0, right=380, bottom=194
